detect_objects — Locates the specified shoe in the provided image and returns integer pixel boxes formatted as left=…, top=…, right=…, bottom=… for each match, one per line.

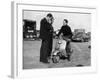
left=40, top=59, right=50, bottom=64
left=67, top=55, right=71, bottom=61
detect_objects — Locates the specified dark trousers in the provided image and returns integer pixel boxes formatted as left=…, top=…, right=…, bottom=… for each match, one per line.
left=40, top=39, right=53, bottom=63
left=63, top=36, right=71, bottom=56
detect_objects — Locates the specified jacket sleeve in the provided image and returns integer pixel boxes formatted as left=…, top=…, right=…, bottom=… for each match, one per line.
left=40, top=19, right=53, bottom=40
left=57, top=26, right=63, bottom=36
left=69, top=27, right=73, bottom=36
left=68, top=27, right=73, bottom=38
left=40, top=19, right=47, bottom=40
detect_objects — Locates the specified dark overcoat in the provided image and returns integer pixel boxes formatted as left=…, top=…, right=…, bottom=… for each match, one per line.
left=40, top=18, right=53, bottom=63
left=40, top=18, right=53, bottom=40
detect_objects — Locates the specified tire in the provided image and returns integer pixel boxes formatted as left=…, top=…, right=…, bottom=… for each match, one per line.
left=52, top=55, right=60, bottom=63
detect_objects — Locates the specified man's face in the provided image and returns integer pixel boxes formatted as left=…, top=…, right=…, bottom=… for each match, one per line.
left=47, top=17, right=54, bottom=24
left=63, top=20, right=67, bottom=26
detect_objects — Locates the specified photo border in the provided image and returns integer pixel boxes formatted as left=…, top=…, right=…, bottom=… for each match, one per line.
left=11, top=1, right=97, bottom=78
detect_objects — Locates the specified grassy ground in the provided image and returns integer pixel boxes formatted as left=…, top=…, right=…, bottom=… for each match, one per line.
left=23, top=39, right=91, bottom=69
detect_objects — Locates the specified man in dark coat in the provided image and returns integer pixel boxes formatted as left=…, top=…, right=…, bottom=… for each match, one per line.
left=40, top=13, right=54, bottom=63
left=57, top=19, right=73, bottom=61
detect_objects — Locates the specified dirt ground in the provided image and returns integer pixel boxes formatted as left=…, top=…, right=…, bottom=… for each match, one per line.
left=23, top=39, right=91, bottom=69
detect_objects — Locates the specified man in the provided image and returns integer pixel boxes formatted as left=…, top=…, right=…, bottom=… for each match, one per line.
left=57, top=19, right=73, bottom=61
left=39, top=13, right=54, bottom=63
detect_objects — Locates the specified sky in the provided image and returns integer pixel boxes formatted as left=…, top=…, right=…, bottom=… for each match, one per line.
left=23, top=10, right=91, bottom=32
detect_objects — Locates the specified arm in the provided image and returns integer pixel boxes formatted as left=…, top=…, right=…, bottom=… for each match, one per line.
left=40, top=19, right=47, bottom=40
left=68, top=27, right=73, bottom=38
left=69, top=27, right=73, bottom=36
left=40, top=19, right=50, bottom=32
left=57, top=26, right=63, bottom=37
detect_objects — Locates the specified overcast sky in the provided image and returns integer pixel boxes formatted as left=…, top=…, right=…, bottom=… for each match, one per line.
left=23, top=10, right=91, bottom=32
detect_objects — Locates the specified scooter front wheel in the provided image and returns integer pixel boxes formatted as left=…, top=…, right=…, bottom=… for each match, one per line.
left=52, top=55, right=60, bottom=63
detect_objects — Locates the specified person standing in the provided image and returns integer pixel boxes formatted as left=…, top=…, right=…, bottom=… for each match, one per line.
left=39, top=13, right=54, bottom=63
left=57, top=19, right=73, bottom=61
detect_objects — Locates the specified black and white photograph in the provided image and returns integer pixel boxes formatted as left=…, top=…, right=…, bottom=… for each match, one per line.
left=11, top=2, right=97, bottom=78
left=23, top=10, right=91, bottom=69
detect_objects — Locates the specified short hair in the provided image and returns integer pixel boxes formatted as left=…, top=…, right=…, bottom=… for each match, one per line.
left=64, top=19, right=68, bottom=23
left=47, top=13, right=53, bottom=18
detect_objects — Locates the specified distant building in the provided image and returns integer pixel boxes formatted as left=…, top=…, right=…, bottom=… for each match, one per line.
left=23, top=19, right=37, bottom=39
